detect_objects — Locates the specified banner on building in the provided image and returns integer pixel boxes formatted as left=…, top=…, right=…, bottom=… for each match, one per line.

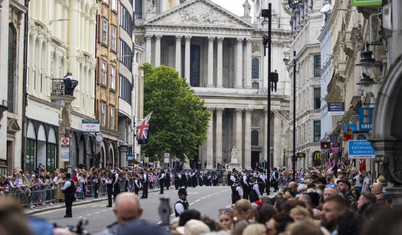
left=344, top=124, right=357, bottom=141
left=359, top=108, right=374, bottom=131
left=297, top=152, right=306, bottom=158
left=321, top=142, right=330, bottom=149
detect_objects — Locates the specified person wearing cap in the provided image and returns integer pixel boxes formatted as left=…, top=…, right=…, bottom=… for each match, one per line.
left=61, top=173, right=75, bottom=218
left=337, top=179, right=355, bottom=200
left=249, top=177, right=261, bottom=203
left=175, top=188, right=189, bottom=217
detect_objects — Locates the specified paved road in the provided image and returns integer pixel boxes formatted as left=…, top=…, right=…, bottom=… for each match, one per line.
left=32, top=186, right=232, bottom=234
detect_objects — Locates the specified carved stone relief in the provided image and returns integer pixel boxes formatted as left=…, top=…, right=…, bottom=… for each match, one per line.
left=152, top=2, right=243, bottom=28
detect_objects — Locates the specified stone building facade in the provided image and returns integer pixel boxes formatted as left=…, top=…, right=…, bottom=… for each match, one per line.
left=24, top=0, right=97, bottom=171
left=134, top=0, right=292, bottom=169
left=284, top=0, right=323, bottom=169
left=0, top=0, right=27, bottom=175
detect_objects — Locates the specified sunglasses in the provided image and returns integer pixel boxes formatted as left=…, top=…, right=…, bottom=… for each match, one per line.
left=219, top=208, right=232, bottom=214
left=326, top=184, right=336, bottom=188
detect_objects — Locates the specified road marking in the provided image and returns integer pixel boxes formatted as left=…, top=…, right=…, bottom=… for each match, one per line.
left=95, top=212, right=100, bottom=215
left=87, top=214, right=93, bottom=217
left=78, top=216, right=83, bottom=219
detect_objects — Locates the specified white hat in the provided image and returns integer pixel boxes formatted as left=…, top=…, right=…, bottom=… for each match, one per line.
left=183, top=219, right=210, bottom=235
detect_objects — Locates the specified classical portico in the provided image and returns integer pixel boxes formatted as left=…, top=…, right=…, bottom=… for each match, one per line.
left=136, top=0, right=291, bottom=169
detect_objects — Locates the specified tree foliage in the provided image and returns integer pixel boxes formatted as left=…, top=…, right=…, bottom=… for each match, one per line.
left=141, top=63, right=211, bottom=162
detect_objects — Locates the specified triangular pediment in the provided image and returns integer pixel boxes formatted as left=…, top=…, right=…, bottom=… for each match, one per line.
left=144, top=0, right=254, bottom=30
left=7, top=117, right=21, bottom=134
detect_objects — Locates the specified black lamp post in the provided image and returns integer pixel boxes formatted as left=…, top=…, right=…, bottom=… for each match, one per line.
left=262, top=3, right=278, bottom=195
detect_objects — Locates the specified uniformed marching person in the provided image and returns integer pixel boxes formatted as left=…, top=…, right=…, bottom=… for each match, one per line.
left=174, top=188, right=189, bottom=217
left=61, top=173, right=75, bottom=218
left=159, top=169, right=166, bottom=194
left=165, top=169, right=170, bottom=190
left=271, top=168, right=280, bottom=192
left=174, top=172, right=180, bottom=190
left=249, top=177, right=261, bottom=203
left=198, top=172, right=204, bottom=186
left=112, top=168, right=121, bottom=202
left=212, top=173, right=218, bottom=186
left=133, top=174, right=142, bottom=195
left=105, top=171, right=113, bottom=207
left=141, top=171, right=149, bottom=198
left=242, top=171, right=250, bottom=200
left=258, top=170, right=266, bottom=195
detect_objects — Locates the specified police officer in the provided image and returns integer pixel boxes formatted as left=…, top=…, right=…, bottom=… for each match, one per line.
left=112, top=168, right=121, bottom=202
left=105, top=171, right=113, bottom=207
left=141, top=171, right=148, bottom=198
left=159, top=169, right=165, bottom=194
left=174, top=188, right=189, bottom=217
left=133, top=174, right=142, bottom=195
left=61, top=173, right=75, bottom=217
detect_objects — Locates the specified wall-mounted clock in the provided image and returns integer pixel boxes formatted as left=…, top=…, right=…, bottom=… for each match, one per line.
left=282, top=0, right=301, bottom=15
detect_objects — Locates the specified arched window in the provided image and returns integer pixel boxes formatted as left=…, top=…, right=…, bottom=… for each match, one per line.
left=252, top=58, right=259, bottom=79
left=8, top=24, right=16, bottom=113
left=251, top=130, right=259, bottom=146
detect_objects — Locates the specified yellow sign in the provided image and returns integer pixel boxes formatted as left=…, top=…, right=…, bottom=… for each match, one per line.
left=313, top=151, right=322, bottom=161
left=297, top=153, right=306, bottom=158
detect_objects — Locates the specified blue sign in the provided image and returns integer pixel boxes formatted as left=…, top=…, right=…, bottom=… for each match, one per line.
left=344, top=124, right=357, bottom=133
left=126, top=155, right=134, bottom=161
left=359, top=108, right=374, bottom=131
left=328, top=102, right=345, bottom=114
left=348, top=140, right=375, bottom=159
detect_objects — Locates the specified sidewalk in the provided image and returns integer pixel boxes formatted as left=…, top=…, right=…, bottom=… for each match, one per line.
left=24, top=188, right=160, bottom=216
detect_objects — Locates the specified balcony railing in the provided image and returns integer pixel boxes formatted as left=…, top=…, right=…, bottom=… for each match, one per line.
left=51, top=78, right=78, bottom=97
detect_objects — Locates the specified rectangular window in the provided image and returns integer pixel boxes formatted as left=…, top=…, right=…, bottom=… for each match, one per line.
left=314, top=55, right=321, bottom=77
left=102, top=19, right=108, bottom=45
left=111, top=26, right=116, bottom=51
left=101, top=60, right=107, bottom=85
left=314, top=87, right=321, bottom=109
left=110, top=106, right=115, bottom=129
left=110, top=66, right=116, bottom=89
left=101, top=103, right=106, bottom=127
left=314, top=121, right=321, bottom=142
left=111, top=0, right=117, bottom=11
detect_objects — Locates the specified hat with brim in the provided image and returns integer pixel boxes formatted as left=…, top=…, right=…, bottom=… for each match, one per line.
left=337, top=179, right=351, bottom=188
left=178, top=188, right=188, bottom=195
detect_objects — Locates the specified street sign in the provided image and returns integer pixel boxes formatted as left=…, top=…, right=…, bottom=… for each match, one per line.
left=328, top=102, right=345, bottom=115
left=348, top=140, right=376, bottom=159
left=61, top=137, right=70, bottom=146
left=164, top=152, right=170, bottom=163
left=331, top=146, right=340, bottom=153
left=344, top=124, right=357, bottom=141
left=68, top=133, right=73, bottom=139
left=321, top=142, right=330, bottom=149
left=351, top=0, right=382, bottom=7
left=82, top=120, right=100, bottom=132
left=313, top=151, right=321, bottom=161
left=60, top=147, right=69, bottom=161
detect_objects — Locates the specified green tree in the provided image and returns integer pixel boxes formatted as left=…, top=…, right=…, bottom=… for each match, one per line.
left=141, top=63, right=211, bottom=162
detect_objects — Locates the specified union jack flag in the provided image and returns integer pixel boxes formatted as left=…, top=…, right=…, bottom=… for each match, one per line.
left=136, top=112, right=153, bottom=144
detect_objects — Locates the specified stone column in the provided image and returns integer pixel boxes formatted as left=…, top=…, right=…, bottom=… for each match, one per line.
left=245, top=39, right=252, bottom=88
left=273, top=113, right=281, bottom=168
left=185, top=36, right=191, bottom=84
left=235, top=38, right=243, bottom=88
left=264, top=109, right=268, bottom=162
left=160, top=0, right=167, bottom=12
left=235, top=108, right=243, bottom=168
left=244, top=109, right=252, bottom=169
left=155, top=34, right=162, bottom=67
left=145, top=35, right=152, bottom=63
left=207, top=108, right=214, bottom=169
left=207, top=36, right=214, bottom=87
left=175, top=35, right=182, bottom=76
left=216, top=108, right=223, bottom=164
left=217, top=37, right=223, bottom=88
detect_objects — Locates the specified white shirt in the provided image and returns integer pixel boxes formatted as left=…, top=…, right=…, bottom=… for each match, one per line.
left=253, top=183, right=261, bottom=197
left=159, top=173, right=165, bottom=180
left=175, top=199, right=186, bottom=215
left=236, top=185, right=244, bottom=198
left=61, top=180, right=72, bottom=191
left=243, top=175, right=249, bottom=186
